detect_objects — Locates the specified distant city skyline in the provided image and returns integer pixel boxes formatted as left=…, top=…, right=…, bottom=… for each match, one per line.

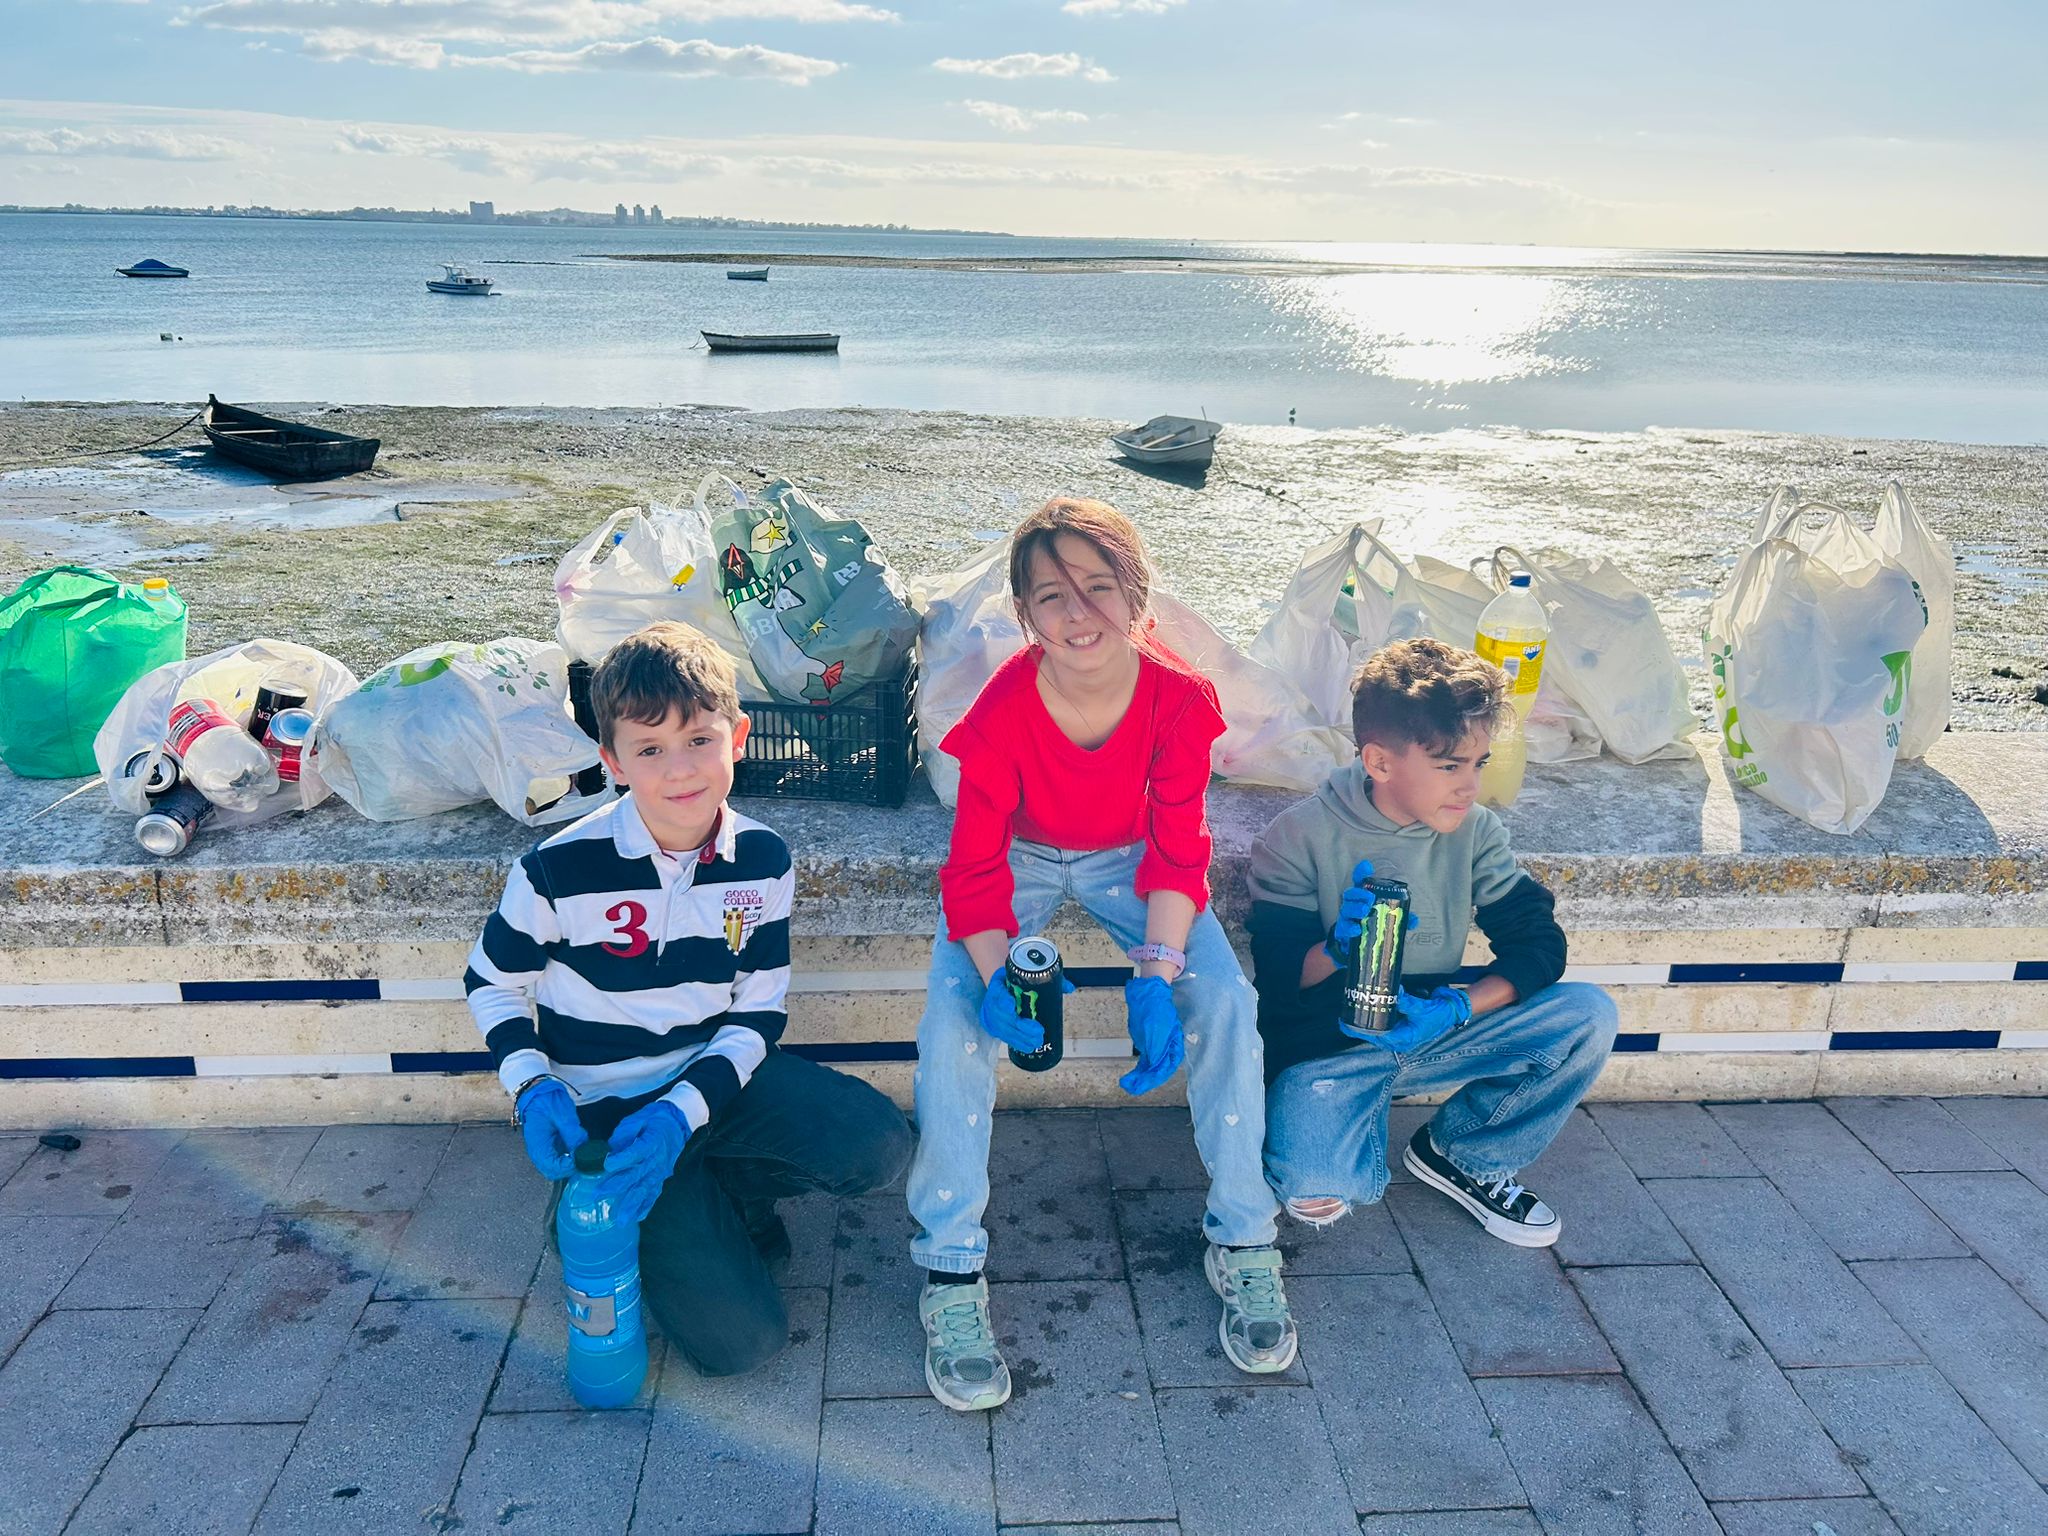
left=3, top=1, right=2045, bottom=251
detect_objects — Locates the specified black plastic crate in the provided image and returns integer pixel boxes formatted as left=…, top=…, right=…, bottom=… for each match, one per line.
left=567, top=658, right=920, bottom=808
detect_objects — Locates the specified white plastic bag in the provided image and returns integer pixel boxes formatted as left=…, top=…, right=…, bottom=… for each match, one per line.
left=1704, top=498, right=1927, bottom=834
left=553, top=502, right=765, bottom=697
left=311, top=638, right=607, bottom=826
left=1486, top=546, right=1697, bottom=764
left=1753, top=483, right=1952, bottom=759
left=95, top=638, right=358, bottom=824
left=1248, top=522, right=1435, bottom=728
left=910, top=538, right=1351, bottom=808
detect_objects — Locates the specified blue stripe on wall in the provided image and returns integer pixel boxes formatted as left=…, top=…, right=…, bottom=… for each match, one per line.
left=1831, top=1030, right=2001, bottom=1051
left=2014, top=961, right=2048, bottom=982
left=390, top=1051, right=496, bottom=1074
left=1669, top=963, right=1846, bottom=985
left=0, top=1056, right=197, bottom=1079
left=1612, top=1034, right=1661, bottom=1053
left=785, top=1042, right=919, bottom=1063
left=181, top=980, right=382, bottom=1004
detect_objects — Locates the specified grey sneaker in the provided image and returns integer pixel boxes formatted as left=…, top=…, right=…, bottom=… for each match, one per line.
left=919, top=1278, right=1012, bottom=1412
left=1203, top=1244, right=1298, bottom=1373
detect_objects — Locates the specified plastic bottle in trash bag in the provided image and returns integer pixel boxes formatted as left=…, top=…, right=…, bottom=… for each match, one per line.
left=558, top=1140, right=649, bottom=1408
left=165, top=697, right=278, bottom=813
left=1475, top=574, right=1550, bottom=808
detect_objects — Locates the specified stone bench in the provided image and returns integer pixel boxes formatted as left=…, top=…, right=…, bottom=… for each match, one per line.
left=2, top=732, right=2043, bottom=1127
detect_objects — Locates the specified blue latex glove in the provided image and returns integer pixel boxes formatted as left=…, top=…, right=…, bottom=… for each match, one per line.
left=1120, top=975, right=1186, bottom=1096
left=596, top=1100, right=691, bottom=1222
left=1325, top=858, right=1420, bottom=963
left=1323, top=858, right=1379, bottom=962
left=1367, top=985, right=1474, bottom=1055
left=516, top=1079, right=587, bottom=1181
left=979, top=971, right=1074, bottom=1054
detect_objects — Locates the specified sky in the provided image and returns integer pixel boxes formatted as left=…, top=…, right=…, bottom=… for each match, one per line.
left=3, top=0, right=2045, bottom=250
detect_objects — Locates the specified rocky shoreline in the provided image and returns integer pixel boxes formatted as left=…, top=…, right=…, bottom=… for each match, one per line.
left=4, top=400, right=2045, bottom=727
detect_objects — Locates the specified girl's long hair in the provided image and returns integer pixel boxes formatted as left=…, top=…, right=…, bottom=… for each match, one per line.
left=1008, top=497, right=1186, bottom=673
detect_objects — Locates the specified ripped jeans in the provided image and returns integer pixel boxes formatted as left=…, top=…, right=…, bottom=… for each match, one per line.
left=908, top=839, right=1279, bottom=1274
left=1263, top=981, right=1618, bottom=1222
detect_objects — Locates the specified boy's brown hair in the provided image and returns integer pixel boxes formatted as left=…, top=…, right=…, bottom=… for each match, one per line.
left=589, top=622, right=743, bottom=748
left=1350, top=637, right=1510, bottom=753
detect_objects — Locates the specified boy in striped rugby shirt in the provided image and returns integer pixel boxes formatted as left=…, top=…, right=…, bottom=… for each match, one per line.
left=465, top=622, right=910, bottom=1376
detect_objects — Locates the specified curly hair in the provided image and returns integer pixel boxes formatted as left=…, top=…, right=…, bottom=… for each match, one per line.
left=1349, top=637, right=1510, bottom=754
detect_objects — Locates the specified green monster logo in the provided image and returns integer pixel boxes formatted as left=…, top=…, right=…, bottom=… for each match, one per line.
left=1007, top=978, right=1042, bottom=1023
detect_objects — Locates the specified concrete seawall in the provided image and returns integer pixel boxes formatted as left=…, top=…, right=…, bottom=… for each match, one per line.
left=3, top=731, right=2044, bottom=1128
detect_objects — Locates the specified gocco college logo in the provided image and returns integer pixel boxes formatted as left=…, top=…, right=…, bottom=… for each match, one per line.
left=722, top=887, right=765, bottom=953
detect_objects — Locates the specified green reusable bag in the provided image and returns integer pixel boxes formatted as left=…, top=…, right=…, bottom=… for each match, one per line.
left=0, top=566, right=187, bottom=777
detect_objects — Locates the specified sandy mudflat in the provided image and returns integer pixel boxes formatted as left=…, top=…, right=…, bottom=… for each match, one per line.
left=3, top=400, right=2044, bottom=728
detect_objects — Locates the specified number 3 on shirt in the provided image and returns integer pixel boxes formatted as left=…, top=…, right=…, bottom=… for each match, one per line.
left=601, top=900, right=651, bottom=958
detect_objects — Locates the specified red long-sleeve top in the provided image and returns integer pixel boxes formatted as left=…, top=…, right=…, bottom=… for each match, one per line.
left=938, top=645, right=1227, bottom=940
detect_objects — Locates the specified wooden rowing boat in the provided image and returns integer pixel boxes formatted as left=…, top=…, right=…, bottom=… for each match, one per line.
left=202, top=396, right=381, bottom=480
left=701, top=331, right=840, bottom=353
left=1110, top=414, right=1222, bottom=467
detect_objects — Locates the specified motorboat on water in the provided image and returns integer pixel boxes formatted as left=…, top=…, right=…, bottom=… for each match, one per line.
left=427, top=264, right=493, bottom=295
left=727, top=267, right=770, bottom=281
left=702, top=331, right=839, bottom=353
left=117, top=258, right=189, bottom=278
left=1110, top=414, right=1222, bottom=467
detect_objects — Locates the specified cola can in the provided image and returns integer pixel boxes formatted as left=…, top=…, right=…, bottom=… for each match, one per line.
left=1005, top=935, right=1065, bottom=1072
left=1340, top=878, right=1411, bottom=1037
left=135, top=782, right=214, bottom=858
left=119, top=748, right=181, bottom=799
left=248, top=681, right=309, bottom=743
left=261, top=708, right=314, bottom=783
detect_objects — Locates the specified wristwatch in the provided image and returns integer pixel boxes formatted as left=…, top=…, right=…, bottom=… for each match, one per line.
left=510, top=1073, right=563, bottom=1126
left=1126, top=942, right=1188, bottom=979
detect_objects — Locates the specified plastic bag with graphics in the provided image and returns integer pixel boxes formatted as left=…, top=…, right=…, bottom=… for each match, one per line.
left=1483, top=546, right=1697, bottom=764
left=94, top=638, right=357, bottom=825
left=1703, top=496, right=1927, bottom=834
left=910, top=537, right=1349, bottom=807
left=1751, top=483, right=1952, bottom=760
left=553, top=502, right=765, bottom=696
left=699, top=475, right=918, bottom=706
left=311, top=637, right=607, bottom=826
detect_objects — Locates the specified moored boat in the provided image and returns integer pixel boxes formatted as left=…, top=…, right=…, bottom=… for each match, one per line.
left=702, top=331, right=840, bottom=353
left=116, top=258, right=189, bottom=278
left=726, top=267, right=770, bottom=281
left=202, top=395, right=381, bottom=480
left=1110, top=413, right=1222, bottom=467
left=426, top=263, right=493, bottom=295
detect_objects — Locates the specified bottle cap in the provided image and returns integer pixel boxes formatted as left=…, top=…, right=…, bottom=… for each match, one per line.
left=142, top=577, right=169, bottom=594
left=1509, top=573, right=1532, bottom=588
left=573, top=1139, right=609, bottom=1175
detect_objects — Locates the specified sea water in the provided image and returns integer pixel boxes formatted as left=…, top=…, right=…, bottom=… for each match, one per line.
left=4, top=212, right=2046, bottom=443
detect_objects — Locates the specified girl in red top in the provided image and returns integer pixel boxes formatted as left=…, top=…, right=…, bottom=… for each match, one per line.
left=908, top=497, right=1292, bottom=1413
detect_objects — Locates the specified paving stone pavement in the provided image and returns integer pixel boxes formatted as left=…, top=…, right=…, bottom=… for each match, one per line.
left=1, top=1100, right=2044, bottom=1534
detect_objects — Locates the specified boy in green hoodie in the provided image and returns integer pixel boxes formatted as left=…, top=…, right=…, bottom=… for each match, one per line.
left=1245, top=638, right=1616, bottom=1246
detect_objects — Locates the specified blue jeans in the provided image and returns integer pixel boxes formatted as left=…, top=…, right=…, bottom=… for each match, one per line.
left=1264, top=981, right=1618, bottom=1216
left=908, top=839, right=1279, bottom=1273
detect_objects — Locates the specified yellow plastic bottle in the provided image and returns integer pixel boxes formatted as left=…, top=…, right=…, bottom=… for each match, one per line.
left=1474, top=573, right=1550, bottom=807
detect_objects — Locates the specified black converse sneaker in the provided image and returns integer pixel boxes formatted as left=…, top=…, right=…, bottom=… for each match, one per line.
left=1402, top=1127, right=1561, bottom=1247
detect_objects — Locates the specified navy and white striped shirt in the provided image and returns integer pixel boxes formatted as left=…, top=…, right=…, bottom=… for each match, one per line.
left=464, top=793, right=793, bottom=1132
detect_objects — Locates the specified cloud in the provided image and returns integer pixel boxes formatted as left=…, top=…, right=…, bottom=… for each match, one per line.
left=957, top=100, right=1089, bottom=133
left=0, top=126, right=249, bottom=160
left=338, top=123, right=730, bottom=178
left=300, top=31, right=449, bottom=65
left=932, top=51, right=1114, bottom=83
left=468, top=36, right=840, bottom=81
left=1061, top=0, right=1181, bottom=14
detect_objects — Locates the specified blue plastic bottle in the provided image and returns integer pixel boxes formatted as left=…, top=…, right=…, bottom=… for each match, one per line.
left=557, top=1139, right=649, bottom=1408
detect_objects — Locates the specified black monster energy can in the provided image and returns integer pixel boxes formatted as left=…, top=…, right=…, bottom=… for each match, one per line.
left=1005, top=935, right=1065, bottom=1072
left=1341, top=878, right=1411, bottom=1036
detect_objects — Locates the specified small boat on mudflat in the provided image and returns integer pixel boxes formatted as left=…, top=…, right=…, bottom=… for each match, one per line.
left=117, top=258, right=189, bottom=279
left=1110, top=413, right=1222, bottom=467
left=202, top=396, right=381, bottom=480
left=726, top=267, right=770, bottom=281
left=702, top=331, right=839, bottom=353
left=427, top=264, right=493, bottom=295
